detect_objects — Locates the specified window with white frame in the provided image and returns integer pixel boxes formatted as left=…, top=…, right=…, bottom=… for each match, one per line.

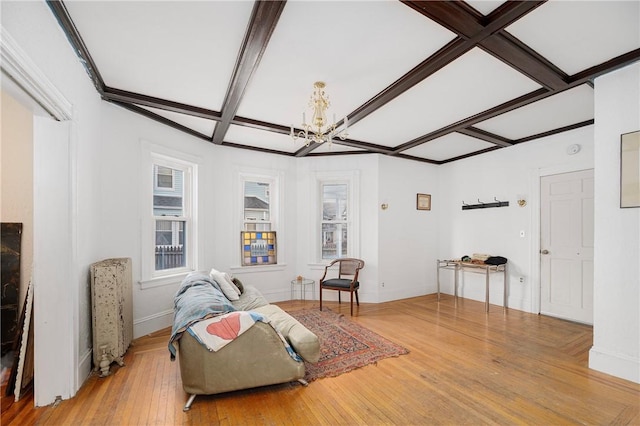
left=150, top=155, right=196, bottom=276
left=321, top=183, right=348, bottom=259
left=243, top=180, right=272, bottom=231
left=316, top=172, right=359, bottom=261
left=239, top=171, right=281, bottom=266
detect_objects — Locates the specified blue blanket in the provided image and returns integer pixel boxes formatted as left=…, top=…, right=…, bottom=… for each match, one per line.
left=168, top=272, right=236, bottom=360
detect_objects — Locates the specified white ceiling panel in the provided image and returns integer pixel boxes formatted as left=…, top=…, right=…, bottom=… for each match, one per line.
left=65, top=1, right=254, bottom=110
left=226, top=125, right=298, bottom=154
left=46, top=1, right=640, bottom=164
left=236, top=1, right=456, bottom=127
left=404, top=132, right=495, bottom=162
left=506, top=1, right=640, bottom=76
left=135, top=105, right=216, bottom=137
left=474, top=84, right=594, bottom=140
left=466, top=1, right=506, bottom=16
left=348, top=47, right=542, bottom=147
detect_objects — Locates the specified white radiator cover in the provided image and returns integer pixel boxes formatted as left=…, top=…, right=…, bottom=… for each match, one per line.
left=90, top=258, right=133, bottom=376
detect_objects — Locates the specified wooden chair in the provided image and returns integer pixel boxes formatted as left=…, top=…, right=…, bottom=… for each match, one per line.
left=319, top=258, right=365, bottom=316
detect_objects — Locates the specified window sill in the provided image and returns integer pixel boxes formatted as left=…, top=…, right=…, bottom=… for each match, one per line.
left=229, top=263, right=287, bottom=275
left=308, top=262, right=331, bottom=269
left=139, top=271, right=191, bottom=290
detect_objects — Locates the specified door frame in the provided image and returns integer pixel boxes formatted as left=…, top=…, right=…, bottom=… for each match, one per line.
left=529, top=162, right=594, bottom=315
left=2, top=26, right=79, bottom=405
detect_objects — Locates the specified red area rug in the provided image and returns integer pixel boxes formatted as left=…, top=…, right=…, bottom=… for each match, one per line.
left=288, top=308, right=409, bottom=382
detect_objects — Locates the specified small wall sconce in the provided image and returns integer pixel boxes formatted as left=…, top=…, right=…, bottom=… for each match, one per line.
left=381, top=203, right=389, bottom=210
left=517, top=195, right=527, bottom=207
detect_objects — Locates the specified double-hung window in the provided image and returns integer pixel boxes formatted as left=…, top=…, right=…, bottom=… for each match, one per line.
left=153, top=162, right=189, bottom=271
left=141, top=145, right=198, bottom=286
left=321, top=183, right=348, bottom=259
left=239, top=171, right=281, bottom=267
left=243, top=180, right=272, bottom=231
left=316, top=171, right=359, bottom=261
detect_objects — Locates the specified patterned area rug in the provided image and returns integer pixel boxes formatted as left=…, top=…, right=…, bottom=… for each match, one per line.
left=288, top=308, right=409, bottom=382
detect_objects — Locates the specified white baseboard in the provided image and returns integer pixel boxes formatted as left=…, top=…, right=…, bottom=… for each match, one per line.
left=77, top=348, right=92, bottom=392
left=133, top=309, right=174, bottom=339
left=589, top=346, right=640, bottom=384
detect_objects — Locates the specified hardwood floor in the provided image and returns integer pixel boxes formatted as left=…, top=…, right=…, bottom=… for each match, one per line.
left=2, top=295, right=639, bottom=425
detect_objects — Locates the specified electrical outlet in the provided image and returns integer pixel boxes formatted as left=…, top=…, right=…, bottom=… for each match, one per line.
left=519, top=277, right=525, bottom=283
left=381, top=282, right=385, bottom=287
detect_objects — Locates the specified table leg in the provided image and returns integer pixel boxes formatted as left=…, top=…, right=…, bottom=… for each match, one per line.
left=454, top=264, right=459, bottom=305
left=436, top=260, right=441, bottom=302
left=503, top=266, right=507, bottom=310
left=485, top=267, right=490, bottom=313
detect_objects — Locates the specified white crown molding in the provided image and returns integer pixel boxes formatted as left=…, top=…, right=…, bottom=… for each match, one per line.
left=1, top=26, right=73, bottom=121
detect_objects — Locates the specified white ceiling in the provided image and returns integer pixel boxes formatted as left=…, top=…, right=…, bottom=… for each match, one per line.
left=54, top=0, right=640, bottom=164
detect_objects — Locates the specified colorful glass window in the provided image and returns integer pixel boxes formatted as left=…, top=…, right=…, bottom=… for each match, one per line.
left=241, top=231, right=277, bottom=266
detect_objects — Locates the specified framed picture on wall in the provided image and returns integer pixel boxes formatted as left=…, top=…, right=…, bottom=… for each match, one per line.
left=416, top=193, right=431, bottom=211
left=620, top=130, right=640, bottom=208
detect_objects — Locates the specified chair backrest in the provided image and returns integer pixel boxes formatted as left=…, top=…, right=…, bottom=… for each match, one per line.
left=337, top=258, right=365, bottom=278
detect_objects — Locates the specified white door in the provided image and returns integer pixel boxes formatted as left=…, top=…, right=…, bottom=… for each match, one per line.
left=540, top=169, right=594, bottom=324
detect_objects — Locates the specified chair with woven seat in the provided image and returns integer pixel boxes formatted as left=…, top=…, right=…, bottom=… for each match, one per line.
left=319, top=258, right=365, bottom=316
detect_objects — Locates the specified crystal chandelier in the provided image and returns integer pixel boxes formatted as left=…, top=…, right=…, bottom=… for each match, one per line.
left=290, top=81, right=349, bottom=146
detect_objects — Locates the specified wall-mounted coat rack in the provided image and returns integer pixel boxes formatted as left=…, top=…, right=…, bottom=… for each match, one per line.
left=462, top=197, right=509, bottom=210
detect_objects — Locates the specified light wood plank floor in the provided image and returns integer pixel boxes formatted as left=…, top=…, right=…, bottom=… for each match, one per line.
left=2, top=294, right=639, bottom=425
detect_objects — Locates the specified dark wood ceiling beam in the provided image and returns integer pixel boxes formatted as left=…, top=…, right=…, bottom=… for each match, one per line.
left=103, top=87, right=222, bottom=121
left=512, top=119, right=594, bottom=144
left=394, top=87, right=550, bottom=153
left=220, top=141, right=295, bottom=157
left=211, top=1, right=286, bottom=145
left=391, top=153, right=441, bottom=165
left=345, top=1, right=551, bottom=130
left=294, top=138, right=395, bottom=157
left=403, top=1, right=544, bottom=41
left=231, top=116, right=291, bottom=135
left=109, top=101, right=213, bottom=142
left=346, top=37, right=472, bottom=127
left=405, top=1, right=566, bottom=90
left=439, top=145, right=502, bottom=164
left=480, top=32, right=568, bottom=90
left=457, top=127, right=513, bottom=147
left=46, top=1, right=105, bottom=94
left=569, top=48, right=640, bottom=86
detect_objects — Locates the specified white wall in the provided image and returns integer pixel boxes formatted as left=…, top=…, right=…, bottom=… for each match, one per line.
left=438, top=127, right=595, bottom=312
left=590, top=62, right=640, bottom=384
left=98, top=102, right=302, bottom=337
left=294, top=153, right=381, bottom=304
left=2, top=0, right=104, bottom=405
left=378, top=155, right=440, bottom=301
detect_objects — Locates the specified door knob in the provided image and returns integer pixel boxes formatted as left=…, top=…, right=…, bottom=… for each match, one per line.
left=540, top=249, right=550, bottom=255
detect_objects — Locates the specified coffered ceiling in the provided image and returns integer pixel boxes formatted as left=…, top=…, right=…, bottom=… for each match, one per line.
left=48, top=1, right=640, bottom=163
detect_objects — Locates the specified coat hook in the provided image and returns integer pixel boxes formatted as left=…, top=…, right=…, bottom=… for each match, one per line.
left=477, top=198, right=484, bottom=204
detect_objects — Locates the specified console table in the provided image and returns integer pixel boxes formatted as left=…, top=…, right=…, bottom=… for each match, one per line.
left=436, top=259, right=507, bottom=312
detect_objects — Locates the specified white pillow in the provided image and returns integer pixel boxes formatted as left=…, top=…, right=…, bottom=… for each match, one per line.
left=224, top=272, right=241, bottom=295
left=210, top=270, right=240, bottom=301
left=210, top=268, right=241, bottom=295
